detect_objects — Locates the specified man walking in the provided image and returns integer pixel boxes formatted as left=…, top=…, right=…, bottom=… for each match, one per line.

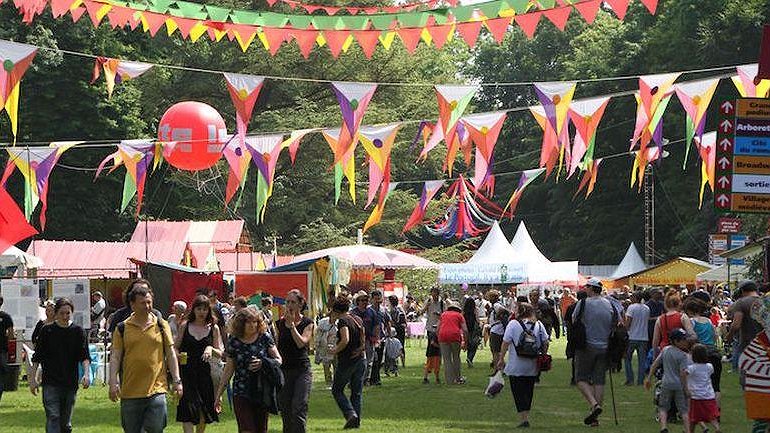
left=572, top=278, right=616, bottom=427
left=726, top=280, right=763, bottom=386
left=109, top=279, right=183, bottom=433
left=624, top=291, right=650, bottom=385
left=351, top=291, right=378, bottom=386
left=368, top=290, right=390, bottom=386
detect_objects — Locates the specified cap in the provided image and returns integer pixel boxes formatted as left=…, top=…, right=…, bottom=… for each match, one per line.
left=668, top=328, right=688, bottom=342
left=585, top=278, right=602, bottom=289
left=93, top=291, right=103, bottom=297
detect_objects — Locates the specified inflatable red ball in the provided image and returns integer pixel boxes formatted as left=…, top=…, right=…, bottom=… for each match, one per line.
left=158, top=101, right=227, bottom=171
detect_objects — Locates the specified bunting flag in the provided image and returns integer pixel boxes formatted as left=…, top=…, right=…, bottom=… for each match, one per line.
left=426, top=175, right=510, bottom=239
left=223, top=73, right=266, bottom=141
left=330, top=82, right=377, bottom=166
left=630, top=146, right=663, bottom=188
left=674, top=78, right=719, bottom=166
left=462, top=111, right=507, bottom=189
left=732, top=64, right=770, bottom=98
left=630, top=72, right=680, bottom=188
left=533, top=81, right=576, bottom=177
left=402, top=179, right=443, bottom=233
left=503, top=168, right=545, bottom=213
left=95, top=139, right=156, bottom=216
left=1, top=142, right=76, bottom=229
left=281, top=128, right=313, bottom=164
left=91, top=57, right=153, bottom=98
left=574, top=158, right=603, bottom=199
left=322, top=128, right=356, bottom=204
left=0, top=185, right=38, bottom=252
left=430, top=84, right=477, bottom=174
left=243, top=134, right=285, bottom=221
left=221, top=135, right=252, bottom=205
left=359, top=123, right=401, bottom=207
left=567, top=96, right=610, bottom=178
left=363, top=175, right=397, bottom=233
left=693, top=131, right=716, bottom=209
left=0, top=40, right=37, bottom=142
left=529, top=105, right=559, bottom=177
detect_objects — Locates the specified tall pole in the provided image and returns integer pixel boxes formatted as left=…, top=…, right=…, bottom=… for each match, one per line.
left=643, top=164, right=655, bottom=266
left=144, top=215, right=148, bottom=262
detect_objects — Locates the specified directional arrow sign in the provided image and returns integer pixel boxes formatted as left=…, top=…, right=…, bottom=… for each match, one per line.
left=719, top=138, right=733, bottom=152
left=720, top=119, right=734, bottom=133
left=716, top=194, right=731, bottom=208
left=717, top=175, right=731, bottom=188
left=718, top=156, right=732, bottom=170
left=721, top=100, right=735, bottom=115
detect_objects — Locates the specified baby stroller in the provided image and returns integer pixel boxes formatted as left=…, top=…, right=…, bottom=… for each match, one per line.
left=651, top=364, right=680, bottom=423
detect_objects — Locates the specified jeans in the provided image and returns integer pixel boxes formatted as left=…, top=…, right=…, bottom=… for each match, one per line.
left=279, top=367, right=313, bottom=433
left=331, top=357, right=366, bottom=420
left=120, top=393, right=167, bottom=433
left=363, top=342, right=374, bottom=384
left=625, top=340, right=649, bottom=385
left=42, top=385, right=77, bottom=433
left=370, top=345, right=384, bottom=385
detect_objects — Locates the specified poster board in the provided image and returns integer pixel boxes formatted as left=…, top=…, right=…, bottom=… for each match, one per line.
left=52, top=279, right=91, bottom=329
left=0, top=279, right=45, bottom=340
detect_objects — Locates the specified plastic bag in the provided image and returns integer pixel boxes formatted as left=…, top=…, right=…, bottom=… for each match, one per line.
left=485, top=370, right=505, bottom=398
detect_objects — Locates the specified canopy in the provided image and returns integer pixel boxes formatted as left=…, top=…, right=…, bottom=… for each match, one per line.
left=610, top=257, right=714, bottom=287
left=509, top=222, right=579, bottom=284
left=0, top=246, right=43, bottom=269
left=439, top=221, right=525, bottom=284
left=610, top=242, right=647, bottom=279
left=696, top=264, right=749, bottom=284
left=292, top=244, right=438, bottom=270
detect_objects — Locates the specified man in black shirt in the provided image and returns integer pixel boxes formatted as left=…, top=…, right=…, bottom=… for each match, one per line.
left=329, top=293, right=366, bottom=429
left=0, top=295, right=14, bottom=404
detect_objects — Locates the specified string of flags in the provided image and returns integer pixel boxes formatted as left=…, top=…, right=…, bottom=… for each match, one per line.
left=1, top=36, right=768, bottom=238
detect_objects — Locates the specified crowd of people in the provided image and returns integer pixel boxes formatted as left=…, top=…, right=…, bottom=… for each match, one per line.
left=1, top=276, right=770, bottom=433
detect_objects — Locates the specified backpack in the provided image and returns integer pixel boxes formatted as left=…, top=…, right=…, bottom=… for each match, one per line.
left=116, top=312, right=170, bottom=379
left=607, top=305, right=629, bottom=372
left=514, top=319, right=541, bottom=358
left=568, top=299, right=588, bottom=353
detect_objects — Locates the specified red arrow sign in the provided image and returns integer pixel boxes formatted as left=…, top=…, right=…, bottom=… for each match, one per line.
left=720, top=100, right=735, bottom=115
left=720, top=119, right=734, bottom=133
left=717, top=156, right=732, bottom=170
left=716, top=193, right=731, bottom=208
left=719, top=138, right=733, bottom=152
left=717, top=175, right=731, bottom=189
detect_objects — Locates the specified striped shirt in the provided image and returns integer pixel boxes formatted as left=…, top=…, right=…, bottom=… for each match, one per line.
left=739, top=331, right=770, bottom=393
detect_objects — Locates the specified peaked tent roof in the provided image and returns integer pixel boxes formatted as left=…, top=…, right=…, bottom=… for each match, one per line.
left=509, top=221, right=579, bottom=284
left=510, top=221, right=551, bottom=265
left=467, top=221, right=518, bottom=264
left=611, top=242, right=647, bottom=279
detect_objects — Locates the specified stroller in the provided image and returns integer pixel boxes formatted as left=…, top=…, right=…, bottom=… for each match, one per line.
left=650, top=360, right=680, bottom=423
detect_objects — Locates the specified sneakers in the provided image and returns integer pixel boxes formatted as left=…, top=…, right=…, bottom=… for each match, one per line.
left=422, top=378, right=429, bottom=384
left=583, top=405, right=603, bottom=425
left=517, top=421, right=530, bottom=428
left=660, top=428, right=669, bottom=433
left=343, top=414, right=360, bottom=429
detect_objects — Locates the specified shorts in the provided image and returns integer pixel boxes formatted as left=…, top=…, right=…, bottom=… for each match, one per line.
left=689, top=399, right=719, bottom=423
left=490, top=333, right=503, bottom=353
left=574, top=347, right=609, bottom=385
left=658, top=387, right=688, bottom=412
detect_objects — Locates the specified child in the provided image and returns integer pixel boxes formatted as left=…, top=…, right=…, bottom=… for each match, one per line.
left=383, top=327, right=403, bottom=377
left=423, top=324, right=441, bottom=384
left=314, top=314, right=338, bottom=388
left=645, top=328, right=692, bottom=433
left=684, top=344, right=721, bottom=433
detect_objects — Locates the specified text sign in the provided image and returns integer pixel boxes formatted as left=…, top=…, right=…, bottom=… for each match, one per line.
left=717, top=217, right=742, bottom=233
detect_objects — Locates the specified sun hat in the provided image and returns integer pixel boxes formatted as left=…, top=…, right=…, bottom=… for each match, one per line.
left=446, top=301, right=462, bottom=312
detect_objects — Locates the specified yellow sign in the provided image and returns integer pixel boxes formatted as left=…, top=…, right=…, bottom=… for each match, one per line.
left=731, top=193, right=770, bottom=212
left=737, top=98, right=770, bottom=119
left=733, top=155, right=770, bottom=174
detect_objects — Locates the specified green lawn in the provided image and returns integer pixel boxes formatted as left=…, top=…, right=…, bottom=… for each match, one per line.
left=0, top=338, right=752, bottom=432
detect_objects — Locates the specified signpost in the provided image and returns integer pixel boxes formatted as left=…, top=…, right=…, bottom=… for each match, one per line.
left=715, top=98, right=770, bottom=213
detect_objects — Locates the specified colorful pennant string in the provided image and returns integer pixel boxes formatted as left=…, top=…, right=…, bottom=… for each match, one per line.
left=0, top=39, right=37, bottom=143
left=674, top=78, right=719, bottom=167
left=91, top=57, right=153, bottom=98
left=403, top=179, right=444, bottom=233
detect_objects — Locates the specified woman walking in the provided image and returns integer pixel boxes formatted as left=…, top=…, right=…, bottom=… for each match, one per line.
left=652, top=290, right=694, bottom=352
left=683, top=298, right=723, bottom=406
left=463, top=297, right=481, bottom=368
left=29, top=298, right=91, bottom=433
left=328, top=293, right=367, bottom=429
left=175, top=295, right=223, bottom=433
left=437, top=301, right=468, bottom=385
left=31, top=299, right=55, bottom=348
left=275, top=289, right=315, bottom=433
left=497, top=302, right=549, bottom=428
left=216, top=308, right=282, bottom=433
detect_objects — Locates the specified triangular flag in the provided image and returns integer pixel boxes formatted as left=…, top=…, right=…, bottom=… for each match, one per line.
left=568, top=96, right=610, bottom=177
left=433, top=84, right=477, bottom=174
left=141, top=11, right=167, bottom=36
left=353, top=30, right=380, bottom=58
left=91, top=57, right=153, bottom=98
left=330, top=81, right=377, bottom=166
left=397, top=27, right=423, bottom=53
left=639, top=0, right=658, bottom=14
left=0, top=40, right=37, bottom=143
left=324, top=30, right=352, bottom=58
left=50, top=0, right=74, bottom=17
left=0, top=186, right=37, bottom=252
left=515, top=11, right=542, bottom=39
left=291, top=29, right=319, bottom=58
left=83, top=0, right=111, bottom=27
left=674, top=78, right=719, bottom=164
left=694, top=132, right=716, bottom=209
left=456, top=21, right=483, bottom=47
left=543, top=6, right=570, bottom=30
left=504, top=168, right=545, bottom=213
left=485, top=17, right=511, bottom=44
left=462, top=111, right=507, bottom=187
left=573, top=0, right=601, bottom=24
left=107, top=6, right=135, bottom=28
left=360, top=123, right=401, bottom=207
left=605, top=0, right=630, bottom=20
left=281, top=129, right=313, bottom=164
left=223, top=72, right=265, bottom=145
left=533, top=81, right=577, bottom=177
left=402, top=180, right=444, bottom=233
left=732, top=64, right=770, bottom=98
left=426, top=24, right=454, bottom=50
left=261, top=27, right=287, bottom=55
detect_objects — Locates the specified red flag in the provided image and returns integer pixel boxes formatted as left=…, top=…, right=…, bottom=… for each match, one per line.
left=574, top=0, right=602, bottom=24
left=543, top=6, right=571, bottom=31
left=638, top=0, right=658, bottom=14
left=397, top=27, right=422, bottom=54
left=456, top=21, right=483, bottom=47
left=353, top=30, right=380, bottom=59
left=324, top=30, right=351, bottom=58
left=0, top=187, right=37, bottom=253
left=485, top=17, right=511, bottom=44
left=426, top=24, right=453, bottom=50
left=515, top=12, right=542, bottom=39
left=605, top=0, right=630, bottom=20
left=291, top=29, right=318, bottom=58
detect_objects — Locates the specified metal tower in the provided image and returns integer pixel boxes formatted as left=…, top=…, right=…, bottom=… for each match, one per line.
left=643, top=164, right=655, bottom=266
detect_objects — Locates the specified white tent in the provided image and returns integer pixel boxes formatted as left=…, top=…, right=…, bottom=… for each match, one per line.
left=0, top=246, right=43, bottom=276
left=439, top=221, right=525, bottom=284
left=610, top=242, right=647, bottom=279
left=509, top=221, right=579, bottom=284
left=696, top=264, right=749, bottom=284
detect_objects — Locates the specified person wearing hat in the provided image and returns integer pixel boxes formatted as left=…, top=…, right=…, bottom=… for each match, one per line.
left=738, top=293, right=770, bottom=433
left=727, top=280, right=763, bottom=384
left=645, top=328, right=692, bottom=433
left=437, top=300, right=468, bottom=385
left=90, top=290, right=108, bottom=338
left=572, top=278, right=617, bottom=427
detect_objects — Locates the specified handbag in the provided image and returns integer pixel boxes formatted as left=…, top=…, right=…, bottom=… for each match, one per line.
left=485, top=370, right=505, bottom=398
left=536, top=353, right=552, bottom=372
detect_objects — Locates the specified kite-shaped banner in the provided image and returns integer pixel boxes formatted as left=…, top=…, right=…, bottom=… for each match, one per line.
left=281, top=128, right=314, bottom=164
left=0, top=185, right=38, bottom=252
left=694, top=131, right=716, bottom=209
left=91, top=57, right=153, bottom=98
left=426, top=175, right=510, bottom=240
left=533, top=81, right=576, bottom=176
left=462, top=111, right=507, bottom=190
left=223, top=72, right=266, bottom=141
left=732, top=64, right=770, bottom=98
left=1, top=142, right=77, bottom=229
left=674, top=78, right=719, bottom=165
left=529, top=105, right=558, bottom=176
left=568, top=96, right=610, bottom=178
left=360, top=123, right=401, bottom=207
left=402, top=179, right=443, bottom=233
left=423, top=85, right=477, bottom=174
left=243, top=134, right=285, bottom=222
left=630, top=146, right=664, bottom=188
left=574, top=158, right=603, bottom=199
left=0, top=39, right=37, bottom=142
left=331, top=81, right=377, bottom=165
left=221, top=135, right=251, bottom=205
left=363, top=178, right=397, bottom=233
left=322, top=128, right=357, bottom=204
left=504, top=168, right=545, bottom=213
left=95, top=139, right=157, bottom=216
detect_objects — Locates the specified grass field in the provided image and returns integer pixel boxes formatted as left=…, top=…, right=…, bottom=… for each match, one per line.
left=0, top=338, right=752, bottom=432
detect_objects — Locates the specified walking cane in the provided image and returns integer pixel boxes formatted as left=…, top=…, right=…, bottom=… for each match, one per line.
left=608, top=363, right=619, bottom=425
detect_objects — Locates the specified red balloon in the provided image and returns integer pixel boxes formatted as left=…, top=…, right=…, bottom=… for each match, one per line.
left=158, top=101, right=227, bottom=171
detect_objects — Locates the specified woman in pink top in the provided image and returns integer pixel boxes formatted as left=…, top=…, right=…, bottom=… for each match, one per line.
left=437, top=301, right=468, bottom=385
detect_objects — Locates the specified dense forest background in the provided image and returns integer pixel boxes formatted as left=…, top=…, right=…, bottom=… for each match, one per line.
left=1, top=0, right=769, bottom=266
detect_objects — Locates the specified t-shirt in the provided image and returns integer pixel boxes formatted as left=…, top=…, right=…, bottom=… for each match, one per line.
left=626, top=303, right=650, bottom=341
left=0, top=311, right=13, bottom=353
left=729, top=295, right=762, bottom=351
left=112, top=313, right=174, bottom=399
left=534, top=299, right=554, bottom=326
left=226, top=333, right=275, bottom=397
left=336, top=315, right=364, bottom=367
left=560, top=295, right=576, bottom=318
left=685, top=363, right=716, bottom=400
left=573, top=296, right=615, bottom=350
left=692, top=319, right=716, bottom=346
left=660, top=345, right=691, bottom=390
left=276, top=316, right=313, bottom=369
left=437, top=310, right=465, bottom=344
left=351, top=306, right=378, bottom=342
left=489, top=302, right=507, bottom=335
left=31, top=322, right=89, bottom=389
left=502, top=319, right=548, bottom=377
left=424, top=297, right=444, bottom=330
